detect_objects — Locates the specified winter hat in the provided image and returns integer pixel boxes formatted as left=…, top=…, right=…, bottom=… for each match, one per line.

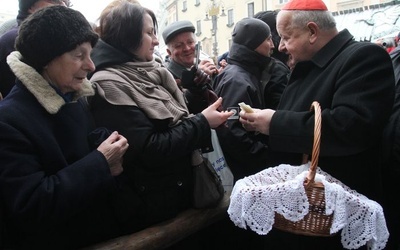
left=162, top=20, right=195, bottom=44
left=282, top=0, right=328, bottom=11
left=16, top=6, right=98, bottom=72
left=17, top=0, right=40, bottom=22
left=232, top=18, right=271, bottom=50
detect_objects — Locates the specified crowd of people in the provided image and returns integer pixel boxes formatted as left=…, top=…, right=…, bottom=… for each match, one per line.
left=0, top=0, right=399, bottom=249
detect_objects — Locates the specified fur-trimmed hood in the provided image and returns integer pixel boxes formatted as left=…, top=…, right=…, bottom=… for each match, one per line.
left=7, top=51, right=95, bottom=114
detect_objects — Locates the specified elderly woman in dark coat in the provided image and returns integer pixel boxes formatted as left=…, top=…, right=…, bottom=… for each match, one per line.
left=0, top=6, right=129, bottom=249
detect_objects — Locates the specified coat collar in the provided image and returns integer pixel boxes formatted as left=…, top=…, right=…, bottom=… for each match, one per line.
left=7, top=51, right=95, bottom=114
left=312, top=29, right=354, bottom=68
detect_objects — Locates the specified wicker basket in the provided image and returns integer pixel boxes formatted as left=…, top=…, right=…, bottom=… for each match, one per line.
left=273, top=101, right=334, bottom=237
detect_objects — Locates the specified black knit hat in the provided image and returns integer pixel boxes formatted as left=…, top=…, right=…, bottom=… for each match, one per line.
left=232, top=18, right=271, bottom=50
left=16, top=5, right=98, bottom=72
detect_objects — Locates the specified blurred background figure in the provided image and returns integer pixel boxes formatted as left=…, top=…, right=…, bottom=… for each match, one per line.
left=0, top=0, right=67, bottom=98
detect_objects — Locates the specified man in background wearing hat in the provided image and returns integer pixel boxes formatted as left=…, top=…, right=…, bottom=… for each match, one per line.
left=162, top=20, right=220, bottom=113
left=0, top=0, right=67, bottom=99
left=212, top=17, right=287, bottom=182
left=239, top=0, right=395, bottom=249
left=204, top=18, right=290, bottom=250
left=162, top=20, right=218, bottom=80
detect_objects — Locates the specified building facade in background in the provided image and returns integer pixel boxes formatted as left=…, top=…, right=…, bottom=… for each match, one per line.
left=157, top=0, right=400, bottom=61
left=1, top=0, right=398, bottom=61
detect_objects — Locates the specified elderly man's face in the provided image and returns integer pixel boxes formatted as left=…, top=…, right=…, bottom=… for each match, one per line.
left=276, top=11, right=313, bottom=66
left=166, top=32, right=196, bottom=68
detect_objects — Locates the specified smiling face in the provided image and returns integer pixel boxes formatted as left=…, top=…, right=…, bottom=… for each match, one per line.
left=133, top=13, right=159, bottom=62
left=166, top=31, right=196, bottom=68
left=42, top=42, right=95, bottom=94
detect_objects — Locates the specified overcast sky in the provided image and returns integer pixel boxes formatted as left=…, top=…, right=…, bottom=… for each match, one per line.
left=0, top=0, right=160, bottom=23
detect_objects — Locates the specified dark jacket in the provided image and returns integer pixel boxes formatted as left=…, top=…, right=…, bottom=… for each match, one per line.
left=390, top=45, right=400, bottom=88
left=212, top=43, right=288, bottom=180
left=0, top=52, right=124, bottom=249
left=380, top=45, right=400, bottom=250
left=165, top=57, right=218, bottom=114
left=0, top=27, right=18, bottom=97
left=89, top=40, right=213, bottom=230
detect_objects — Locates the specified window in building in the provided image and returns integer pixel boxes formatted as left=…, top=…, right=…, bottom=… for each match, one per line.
left=248, top=2, right=254, bottom=17
left=195, top=0, right=200, bottom=7
left=196, top=20, right=202, bottom=36
left=182, top=0, right=187, bottom=12
left=227, top=9, right=234, bottom=27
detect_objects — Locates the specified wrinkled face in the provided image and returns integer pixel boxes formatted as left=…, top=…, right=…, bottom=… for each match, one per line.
left=166, top=32, right=196, bottom=68
left=133, top=13, right=159, bottom=62
left=277, top=11, right=312, bottom=65
left=42, top=42, right=95, bottom=94
left=255, top=35, right=275, bottom=57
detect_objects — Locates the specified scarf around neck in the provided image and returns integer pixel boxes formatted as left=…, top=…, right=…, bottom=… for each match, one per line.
left=90, top=59, right=190, bottom=126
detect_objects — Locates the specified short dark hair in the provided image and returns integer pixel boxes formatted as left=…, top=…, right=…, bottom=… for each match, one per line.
left=98, top=2, right=157, bottom=55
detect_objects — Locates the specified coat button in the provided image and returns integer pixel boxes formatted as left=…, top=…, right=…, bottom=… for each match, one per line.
left=177, top=181, right=183, bottom=187
left=139, top=186, right=145, bottom=192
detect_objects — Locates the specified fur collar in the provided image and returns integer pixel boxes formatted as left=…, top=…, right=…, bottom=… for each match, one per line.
left=7, top=51, right=95, bottom=114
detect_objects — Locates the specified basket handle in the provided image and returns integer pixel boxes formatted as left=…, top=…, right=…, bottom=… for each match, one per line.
left=304, top=101, right=321, bottom=188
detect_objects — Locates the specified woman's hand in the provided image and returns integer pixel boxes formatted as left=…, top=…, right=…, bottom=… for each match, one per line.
left=201, top=97, right=234, bottom=128
left=239, top=109, right=276, bottom=135
left=97, top=131, right=129, bottom=176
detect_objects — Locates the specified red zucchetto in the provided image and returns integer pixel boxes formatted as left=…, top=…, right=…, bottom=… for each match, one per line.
left=282, top=0, right=328, bottom=10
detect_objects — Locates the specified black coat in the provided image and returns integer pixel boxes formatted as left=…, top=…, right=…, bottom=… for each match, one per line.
left=0, top=27, right=18, bottom=97
left=0, top=52, right=123, bottom=249
left=89, top=41, right=213, bottom=231
left=213, top=43, right=289, bottom=180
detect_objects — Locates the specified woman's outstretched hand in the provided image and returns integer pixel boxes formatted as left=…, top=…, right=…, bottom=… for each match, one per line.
left=201, top=97, right=234, bottom=128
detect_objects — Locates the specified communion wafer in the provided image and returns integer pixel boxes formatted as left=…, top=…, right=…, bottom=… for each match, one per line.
left=238, top=102, right=254, bottom=113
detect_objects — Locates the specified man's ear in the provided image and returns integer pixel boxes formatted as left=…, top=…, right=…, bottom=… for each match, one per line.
left=307, top=22, right=318, bottom=44
left=166, top=48, right=172, bottom=56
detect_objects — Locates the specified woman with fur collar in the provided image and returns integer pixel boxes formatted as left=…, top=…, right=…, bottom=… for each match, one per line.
left=0, top=6, right=129, bottom=249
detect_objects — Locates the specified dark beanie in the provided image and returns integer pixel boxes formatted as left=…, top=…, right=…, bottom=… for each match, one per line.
left=16, top=6, right=99, bottom=72
left=17, top=0, right=40, bottom=22
left=232, top=18, right=271, bottom=50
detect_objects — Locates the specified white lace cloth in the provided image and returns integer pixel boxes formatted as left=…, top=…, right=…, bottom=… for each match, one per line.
left=228, top=163, right=389, bottom=250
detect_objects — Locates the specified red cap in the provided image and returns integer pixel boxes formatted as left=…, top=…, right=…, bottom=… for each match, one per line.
left=282, top=0, right=328, bottom=10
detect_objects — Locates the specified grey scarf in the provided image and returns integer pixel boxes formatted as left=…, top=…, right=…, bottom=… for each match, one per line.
left=91, top=58, right=190, bottom=126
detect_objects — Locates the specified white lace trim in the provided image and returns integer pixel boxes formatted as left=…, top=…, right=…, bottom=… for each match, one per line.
left=228, top=163, right=389, bottom=250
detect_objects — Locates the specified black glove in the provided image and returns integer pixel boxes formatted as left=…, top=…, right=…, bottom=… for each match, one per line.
left=181, top=66, right=211, bottom=93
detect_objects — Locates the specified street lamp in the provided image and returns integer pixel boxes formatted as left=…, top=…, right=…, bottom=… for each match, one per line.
left=204, top=0, right=226, bottom=61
